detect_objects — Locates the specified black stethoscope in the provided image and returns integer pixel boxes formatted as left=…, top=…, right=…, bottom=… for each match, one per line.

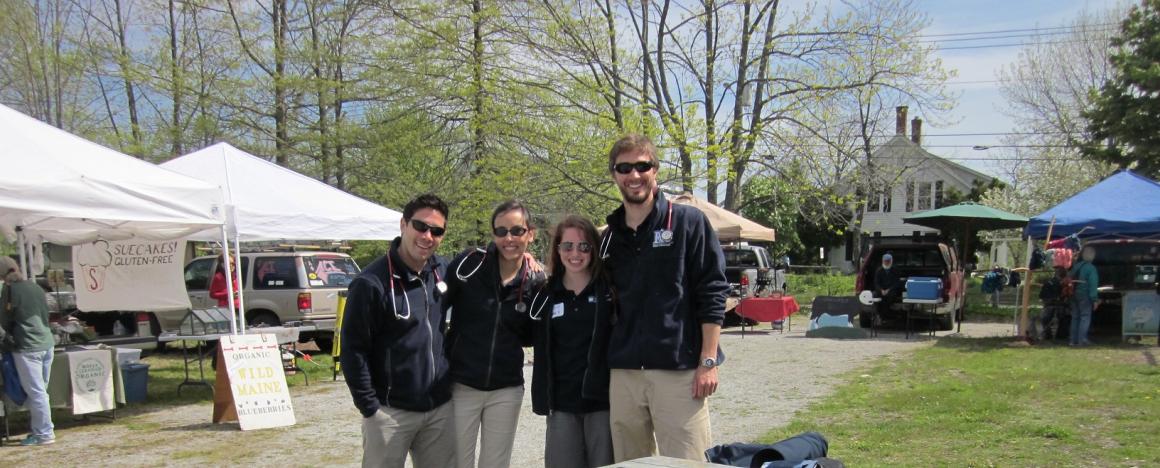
left=452, top=247, right=531, bottom=313
left=385, top=253, right=446, bottom=320
left=599, top=201, right=673, bottom=259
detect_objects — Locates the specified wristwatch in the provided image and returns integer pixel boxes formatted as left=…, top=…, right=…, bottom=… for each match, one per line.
left=701, top=356, right=718, bottom=369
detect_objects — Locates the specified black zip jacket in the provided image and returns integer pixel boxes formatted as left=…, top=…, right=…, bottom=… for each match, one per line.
left=340, top=239, right=451, bottom=417
left=529, top=277, right=613, bottom=416
left=444, top=243, right=546, bottom=391
left=600, top=192, right=728, bottom=370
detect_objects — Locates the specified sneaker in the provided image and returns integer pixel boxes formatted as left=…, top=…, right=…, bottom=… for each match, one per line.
left=20, top=435, right=55, bottom=446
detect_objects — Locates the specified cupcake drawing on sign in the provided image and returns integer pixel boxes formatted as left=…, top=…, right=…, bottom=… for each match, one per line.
left=77, top=240, right=113, bottom=293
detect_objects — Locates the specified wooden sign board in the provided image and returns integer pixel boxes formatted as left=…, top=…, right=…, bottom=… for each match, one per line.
left=213, top=334, right=296, bottom=430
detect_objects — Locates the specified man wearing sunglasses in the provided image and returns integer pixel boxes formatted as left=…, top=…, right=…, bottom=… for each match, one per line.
left=600, top=134, right=729, bottom=462
left=341, top=194, right=456, bottom=468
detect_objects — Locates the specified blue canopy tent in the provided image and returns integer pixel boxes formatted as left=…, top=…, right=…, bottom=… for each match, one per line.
left=1025, top=170, right=1160, bottom=239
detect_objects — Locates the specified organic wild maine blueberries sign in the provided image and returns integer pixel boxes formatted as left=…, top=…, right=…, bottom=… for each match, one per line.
left=218, top=334, right=296, bottom=430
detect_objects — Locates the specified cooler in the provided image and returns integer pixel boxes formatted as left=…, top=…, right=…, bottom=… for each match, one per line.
left=906, top=277, right=943, bottom=301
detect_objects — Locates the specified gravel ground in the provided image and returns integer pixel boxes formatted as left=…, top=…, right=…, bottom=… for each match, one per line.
left=0, top=322, right=1012, bottom=466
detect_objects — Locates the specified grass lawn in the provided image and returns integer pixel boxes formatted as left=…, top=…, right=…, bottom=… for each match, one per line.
left=761, top=337, right=1160, bottom=466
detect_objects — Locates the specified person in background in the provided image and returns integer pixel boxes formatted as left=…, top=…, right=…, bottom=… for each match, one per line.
left=529, top=215, right=613, bottom=468
left=443, top=200, right=546, bottom=468
left=208, top=254, right=240, bottom=309
left=599, top=134, right=729, bottom=462
left=0, top=256, right=56, bottom=446
left=341, top=194, right=455, bottom=468
left=1069, top=246, right=1100, bottom=346
left=873, top=253, right=901, bottom=324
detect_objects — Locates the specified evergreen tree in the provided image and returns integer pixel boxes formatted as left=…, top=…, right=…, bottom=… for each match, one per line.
left=1082, top=0, right=1160, bottom=177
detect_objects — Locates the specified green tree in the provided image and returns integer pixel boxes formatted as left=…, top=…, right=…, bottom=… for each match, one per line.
left=1082, top=0, right=1160, bottom=178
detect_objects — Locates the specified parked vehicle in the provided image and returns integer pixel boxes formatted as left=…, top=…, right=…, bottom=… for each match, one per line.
left=155, top=251, right=360, bottom=350
left=1079, top=239, right=1160, bottom=331
left=855, top=236, right=965, bottom=330
left=723, top=244, right=785, bottom=297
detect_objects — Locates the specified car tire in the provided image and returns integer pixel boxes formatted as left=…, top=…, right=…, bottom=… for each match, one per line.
left=938, top=313, right=954, bottom=331
left=248, top=311, right=281, bottom=328
left=314, top=337, right=334, bottom=354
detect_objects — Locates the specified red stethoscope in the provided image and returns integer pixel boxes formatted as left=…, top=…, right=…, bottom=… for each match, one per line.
left=599, top=201, right=673, bottom=258
left=385, top=253, right=446, bottom=320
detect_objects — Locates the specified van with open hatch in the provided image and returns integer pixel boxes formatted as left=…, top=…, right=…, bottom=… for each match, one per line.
left=855, top=236, right=965, bottom=330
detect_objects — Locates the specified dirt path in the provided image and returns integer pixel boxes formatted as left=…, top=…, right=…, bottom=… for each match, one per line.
left=0, top=322, right=1013, bottom=466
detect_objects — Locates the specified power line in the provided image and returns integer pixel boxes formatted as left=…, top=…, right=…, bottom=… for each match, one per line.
left=917, top=23, right=1120, bottom=38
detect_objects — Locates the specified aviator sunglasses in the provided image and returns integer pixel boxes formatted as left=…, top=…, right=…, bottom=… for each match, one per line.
left=613, top=161, right=655, bottom=174
left=558, top=241, right=592, bottom=253
left=409, top=219, right=446, bottom=237
left=493, top=226, right=529, bottom=237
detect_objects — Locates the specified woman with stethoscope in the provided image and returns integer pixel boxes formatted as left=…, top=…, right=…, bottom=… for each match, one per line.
left=527, top=215, right=614, bottom=468
left=443, top=200, right=546, bottom=468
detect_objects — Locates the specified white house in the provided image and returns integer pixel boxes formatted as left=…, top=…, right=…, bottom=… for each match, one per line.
left=828, top=106, right=995, bottom=272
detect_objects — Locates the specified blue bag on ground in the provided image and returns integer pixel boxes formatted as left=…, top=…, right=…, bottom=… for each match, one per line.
left=705, top=431, right=834, bottom=467
left=2, top=351, right=28, bottom=406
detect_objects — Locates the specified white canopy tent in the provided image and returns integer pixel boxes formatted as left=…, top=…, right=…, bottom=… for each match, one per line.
left=161, top=142, right=402, bottom=242
left=0, top=104, right=224, bottom=246
left=0, top=104, right=240, bottom=331
left=162, top=142, right=402, bottom=334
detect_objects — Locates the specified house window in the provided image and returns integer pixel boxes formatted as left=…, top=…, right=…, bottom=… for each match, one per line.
left=935, top=181, right=944, bottom=208
left=917, top=182, right=932, bottom=210
left=883, top=187, right=892, bottom=213
left=867, top=192, right=880, bottom=212
left=905, top=181, right=915, bottom=212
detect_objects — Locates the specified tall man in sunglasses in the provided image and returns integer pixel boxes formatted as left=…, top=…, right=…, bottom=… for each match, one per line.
left=599, top=134, right=729, bottom=462
left=341, top=194, right=456, bottom=468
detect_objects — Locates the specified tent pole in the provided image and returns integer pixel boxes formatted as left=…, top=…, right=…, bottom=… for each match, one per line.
left=1018, top=236, right=1034, bottom=339
left=233, top=234, right=246, bottom=333
left=220, top=225, right=238, bottom=335
left=16, top=228, right=28, bottom=279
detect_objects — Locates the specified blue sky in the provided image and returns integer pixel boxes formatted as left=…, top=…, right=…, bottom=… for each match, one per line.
left=919, top=0, right=1124, bottom=176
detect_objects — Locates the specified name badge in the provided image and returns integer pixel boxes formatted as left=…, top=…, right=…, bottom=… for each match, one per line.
left=552, top=303, right=565, bottom=319
left=653, top=229, right=674, bottom=247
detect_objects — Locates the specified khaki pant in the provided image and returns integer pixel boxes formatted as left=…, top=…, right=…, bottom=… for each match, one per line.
left=361, top=402, right=455, bottom=468
left=609, top=369, right=712, bottom=462
left=451, top=383, right=524, bottom=468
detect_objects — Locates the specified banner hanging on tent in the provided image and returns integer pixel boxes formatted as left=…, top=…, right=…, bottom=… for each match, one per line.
left=73, top=238, right=190, bottom=311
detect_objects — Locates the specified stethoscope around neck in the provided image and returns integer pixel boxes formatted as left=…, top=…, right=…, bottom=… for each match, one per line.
left=385, top=253, right=446, bottom=320
left=599, top=201, right=674, bottom=259
left=453, top=246, right=531, bottom=313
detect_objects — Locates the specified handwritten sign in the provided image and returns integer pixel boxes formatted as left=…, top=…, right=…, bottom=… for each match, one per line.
left=213, top=334, right=296, bottom=430
left=72, top=239, right=190, bottom=311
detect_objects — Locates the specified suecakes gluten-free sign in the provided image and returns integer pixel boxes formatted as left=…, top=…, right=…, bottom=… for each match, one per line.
left=212, top=334, right=296, bottom=430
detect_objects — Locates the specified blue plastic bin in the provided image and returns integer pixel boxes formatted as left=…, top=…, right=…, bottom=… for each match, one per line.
left=906, top=277, right=943, bottom=300
left=121, top=362, right=150, bottom=403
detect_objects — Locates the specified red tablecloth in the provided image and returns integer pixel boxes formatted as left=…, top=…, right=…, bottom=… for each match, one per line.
left=735, top=296, right=799, bottom=323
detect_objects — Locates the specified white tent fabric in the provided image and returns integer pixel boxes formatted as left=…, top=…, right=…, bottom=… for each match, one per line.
left=0, top=104, right=224, bottom=245
left=162, top=142, right=402, bottom=241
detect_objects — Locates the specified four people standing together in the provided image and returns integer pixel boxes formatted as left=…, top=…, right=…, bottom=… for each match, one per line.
left=342, top=133, right=729, bottom=468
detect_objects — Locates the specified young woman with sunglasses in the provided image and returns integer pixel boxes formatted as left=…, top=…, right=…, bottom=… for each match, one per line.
left=443, top=200, right=546, bottom=468
left=527, top=215, right=614, bottom=468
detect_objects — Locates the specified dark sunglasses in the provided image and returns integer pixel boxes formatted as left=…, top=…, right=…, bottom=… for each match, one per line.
left=613, top=161, right=655, bottom=174
left=409, top=219, right=446, bottom=237
left=493, top=226, right=529, bottom=237
left=558, top=241, right=592, bottom=253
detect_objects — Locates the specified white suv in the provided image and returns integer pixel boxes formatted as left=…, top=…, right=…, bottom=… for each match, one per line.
left=157, top=251, right=360, bottom=349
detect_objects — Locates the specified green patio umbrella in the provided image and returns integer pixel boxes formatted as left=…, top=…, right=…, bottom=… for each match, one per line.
left=903, top=201, right=1028, bottom=265
left=903, top=202, right=1029, bottom=332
